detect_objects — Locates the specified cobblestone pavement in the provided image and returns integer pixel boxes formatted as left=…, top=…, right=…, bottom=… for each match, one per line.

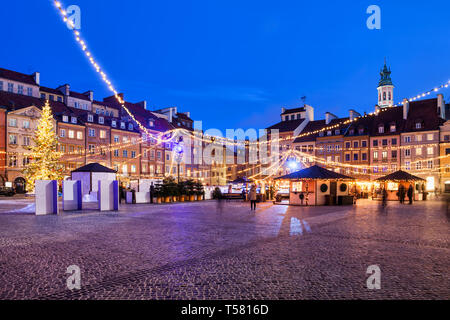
left=0, top=198, right=449, bottom=300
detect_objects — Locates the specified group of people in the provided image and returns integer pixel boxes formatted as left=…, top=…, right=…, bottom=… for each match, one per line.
left=398, top=184, right=414, bottom=204
left=381, top=184, right=414, bottom=208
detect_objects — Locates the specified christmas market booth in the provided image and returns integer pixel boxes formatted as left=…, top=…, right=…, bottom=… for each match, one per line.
left=224, top=176, right=253, bottom=200
left=274, top=165, right=355, bottom=206
left=375, top=170, right=427, bottom=201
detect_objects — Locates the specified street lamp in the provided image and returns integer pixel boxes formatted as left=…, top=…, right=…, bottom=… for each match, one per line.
left=174, top=144, right=184, bottom=183
left=287, top=159, right=300, bottom=172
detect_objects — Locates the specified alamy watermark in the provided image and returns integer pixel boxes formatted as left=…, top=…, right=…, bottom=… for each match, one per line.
left=366, top=265, right=381, bottom=289
left=66, top=264, right=81, bottom=290
left=66, top=5, right=81, bottom=30
left=366, top=5, right=381, bottom=30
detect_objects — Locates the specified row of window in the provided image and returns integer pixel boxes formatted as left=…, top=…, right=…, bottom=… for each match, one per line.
left=59, top=144, right=84, bottom=154
left=7, top=155, right=31, bottom=167
left=8, top=118, right=31, bottom=129
left=143, top=149, right=162, bottom=161
left=73, top=101, right=89, bottom=110
left=404, top=161, right=434, bottom=170
left=345, top=153, right=368, bottom=162
left=60, top=129, right=83, bottom=140
left=41, top=93, right=63, bottom=102
left=283, top=113, right=302, bottom=121
left=94, top=108, right=115, bottom=117
left=345, top=141, right=368, bottom=149
left=8, top=135, right=31, bottom=146
left=0, top=81, right=33, bottom=96
left=295, top=145, right=314, bottom=153
left=112, top=149, right=137, bottom=158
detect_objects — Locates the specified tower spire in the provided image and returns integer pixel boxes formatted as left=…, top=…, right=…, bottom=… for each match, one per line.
left=377, top=59, right=394, bottom=108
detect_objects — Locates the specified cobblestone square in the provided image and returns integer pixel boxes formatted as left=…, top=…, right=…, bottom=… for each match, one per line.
left=0, top=198, right=449, bottom=300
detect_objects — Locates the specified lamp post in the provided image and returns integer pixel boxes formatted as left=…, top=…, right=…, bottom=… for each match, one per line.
left=174, top=144, right=184, bottom=184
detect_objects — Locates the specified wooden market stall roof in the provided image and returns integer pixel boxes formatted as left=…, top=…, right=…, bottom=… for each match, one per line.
left=375, top=170, right=425, bottom=182
left=71, top=163, right=117, bottom=173
left=274, top=165, right=355, bottom=181
left=228, top=177, right=253, bottom=184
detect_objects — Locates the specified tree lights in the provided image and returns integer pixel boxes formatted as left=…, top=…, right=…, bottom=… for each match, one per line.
left=22, top=101, right=64, bottom=190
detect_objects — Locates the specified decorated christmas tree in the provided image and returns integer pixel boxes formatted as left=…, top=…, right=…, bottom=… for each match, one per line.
left=23, top=100, right=63, bottom=191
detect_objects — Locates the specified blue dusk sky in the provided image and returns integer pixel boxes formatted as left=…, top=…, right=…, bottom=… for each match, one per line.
left=1, top=0, right=449, bottom=131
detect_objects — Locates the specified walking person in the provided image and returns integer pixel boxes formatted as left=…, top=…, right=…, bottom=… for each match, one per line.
left=381, top=187, right=387, bottom=209
left=217, top=192, right=224, bottom=213
left=398, top=184, right=405, bottom=204
left=407, top=184, right=414, bottom=205
left=249, top=185, right=257, bottom=211
left=150, top=182, right=155, bottom=204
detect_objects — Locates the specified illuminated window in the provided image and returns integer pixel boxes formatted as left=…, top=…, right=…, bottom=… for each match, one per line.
left=426, top=177, right=435, bottom=191
left=405, top=161, right=411, bottom=170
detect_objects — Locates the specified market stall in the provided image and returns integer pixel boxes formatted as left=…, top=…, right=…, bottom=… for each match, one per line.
left=274, top=165, right=355, bottom=206
left=375, top=170, right=426, bottom=201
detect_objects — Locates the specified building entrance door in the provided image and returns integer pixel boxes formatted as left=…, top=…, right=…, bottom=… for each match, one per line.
left=330, top=181, right=337, bottom=205
left=14, top=177, right=26, bottom=194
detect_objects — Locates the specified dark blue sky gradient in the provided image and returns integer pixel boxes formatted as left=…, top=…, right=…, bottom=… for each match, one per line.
left=1, top=0, right=449, bottom=130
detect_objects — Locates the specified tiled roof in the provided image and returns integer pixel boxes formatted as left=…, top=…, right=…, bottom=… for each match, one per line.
left=376, top=170, right=425, bottom=182
left=403, top=98, right=443, bottom=132
left=0, top=68, right=37, bottom=85
left=370, top=106, right=405, bottom=136
left=344, top=115, right=373, bottom=137
left=275, top=165, right=355, bottom=180
left=281, top=107, right=305, bottom=115
left=293, top=120, right=326, bottom=143
left=69, top=91, right=90, bottom=101
left=0, top=91, right=69, bottom=119
left=102, top=99, right=175, bottom=133
left=315, top=118, right=350, bottom=139
left=266, top=118, right=306, bottom=133
left=176, top=112, right=193, bottom=121
left=40, top=86, right=63, bottom=95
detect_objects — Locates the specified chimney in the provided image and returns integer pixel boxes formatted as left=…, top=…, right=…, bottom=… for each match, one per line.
left=57, top=84, right=70, bottom=104
left=57, top=84, right=70, bottom=96
left=184, top=111, right=191, bottom=118
left=169, top=107, right=173, bottom=123
left=349, top=109, right=361, bottom=121
left=137, top=100, right=147, bottom=109
left=437, top=94, right=445, bottom=118
left=402, top=99, right=409, bottom=120
left=325, top=112, right=337, bottom=125
left=305, top=104, right=314, bottom=121
left=83, top=90, right=94, bottom=102
left=32, top=72, right=40, bottom=85
left=281, top=107, right=286, bottom=114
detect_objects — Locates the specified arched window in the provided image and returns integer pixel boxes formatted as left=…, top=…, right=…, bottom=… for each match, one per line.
left=388, top=92, right=391, bottom=100
left=383, top=92, right=386, bottom=101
